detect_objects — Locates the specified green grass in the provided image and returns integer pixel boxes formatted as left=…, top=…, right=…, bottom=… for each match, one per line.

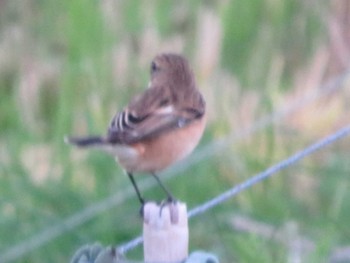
left=1, top=0, right=350, bottom=262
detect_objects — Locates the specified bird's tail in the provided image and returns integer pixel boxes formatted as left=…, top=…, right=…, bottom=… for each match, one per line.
left=64, top=135, right=107, bottom=147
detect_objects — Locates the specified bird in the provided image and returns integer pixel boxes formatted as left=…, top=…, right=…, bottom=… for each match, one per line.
left=66, top=53, right=206, bottom=205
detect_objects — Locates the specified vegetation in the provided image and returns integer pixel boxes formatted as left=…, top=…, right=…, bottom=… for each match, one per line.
left=1, top=0, right=350, bottom=262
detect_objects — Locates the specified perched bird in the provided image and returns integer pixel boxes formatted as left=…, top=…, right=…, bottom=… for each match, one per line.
left=66, top=53, right=206, bottom=205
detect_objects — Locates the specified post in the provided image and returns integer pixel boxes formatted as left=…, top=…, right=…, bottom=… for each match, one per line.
left=143, top=202, right=188, bottom=263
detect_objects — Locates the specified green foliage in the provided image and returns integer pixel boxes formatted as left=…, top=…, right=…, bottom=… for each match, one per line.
left=0, top=1, right=349, bottom=262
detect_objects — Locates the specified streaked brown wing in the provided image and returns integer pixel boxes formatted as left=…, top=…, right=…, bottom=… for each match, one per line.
left=107, top=83, right=205, bottom=144
left=107, top=108, right=203, bottom=144
left=128, top=85, right=170, bottom=117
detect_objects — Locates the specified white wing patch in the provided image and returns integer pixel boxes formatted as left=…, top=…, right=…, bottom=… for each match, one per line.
left=156, top=105, right=174, bottom=114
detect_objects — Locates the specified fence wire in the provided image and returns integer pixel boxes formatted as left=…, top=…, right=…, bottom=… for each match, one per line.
left=2, top=69, right=350, bottom=262
left=117, top=124, right=350, bottom=254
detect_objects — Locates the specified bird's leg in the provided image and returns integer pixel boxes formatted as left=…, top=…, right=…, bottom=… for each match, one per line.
left=150, top=173, right=178, bottom=218
left=127, top=173, right=145, bottom=205
left=151, top=172, right=176, bottom=203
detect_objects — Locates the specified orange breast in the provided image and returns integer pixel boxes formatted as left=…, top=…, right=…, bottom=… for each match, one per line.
left=116, top=117, right=206, bottom=174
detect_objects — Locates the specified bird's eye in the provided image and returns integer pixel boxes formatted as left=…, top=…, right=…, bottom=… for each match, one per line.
left=151, top=61, right=158, bottom=73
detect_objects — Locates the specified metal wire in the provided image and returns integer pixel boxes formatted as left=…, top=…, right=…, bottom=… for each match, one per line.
left=117, top=124, right=350, bottom=254
left=2, top=69, right=350, bottom=262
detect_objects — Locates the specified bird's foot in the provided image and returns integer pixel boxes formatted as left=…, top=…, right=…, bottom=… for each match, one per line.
left=159, top=197, right=179, bottom=222
left=139, top=198, right=147, bottom=218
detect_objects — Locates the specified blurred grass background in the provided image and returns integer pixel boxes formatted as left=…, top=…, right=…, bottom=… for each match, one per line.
left=1, top=0, right=350, bottom=262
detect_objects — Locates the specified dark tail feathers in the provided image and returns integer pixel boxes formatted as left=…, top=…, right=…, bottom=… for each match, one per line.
left=64, top=136, right=106, bottom=147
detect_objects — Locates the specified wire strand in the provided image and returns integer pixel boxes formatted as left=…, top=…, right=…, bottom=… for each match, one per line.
left=188, top=124, right=350, bottom=218
left=117, top=124, right=350, bottom=254
left=2, top=69, right=350, bottom=262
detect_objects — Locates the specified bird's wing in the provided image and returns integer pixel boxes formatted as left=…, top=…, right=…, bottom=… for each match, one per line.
left=107, top=86, right=205, bottom=144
